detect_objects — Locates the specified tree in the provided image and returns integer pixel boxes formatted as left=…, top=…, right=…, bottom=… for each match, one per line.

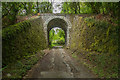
left=2, top=2, right=52, bottom=27
left=39, top=2, right=52, bottom=13
left=61, top=2, right=81, bottom=14
left=2, top=2, right=24, bottom=27
left=36, top=1, right=39, bottom=13
left=61, top=2, right=119, bottom=18
left=49, top=29, right=55, bottom=44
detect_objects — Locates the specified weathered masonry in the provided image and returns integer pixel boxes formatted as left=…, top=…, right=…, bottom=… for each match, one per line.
left=41, top=14, right=72, bottom=46
left=39, top=14, right=92, bottom=46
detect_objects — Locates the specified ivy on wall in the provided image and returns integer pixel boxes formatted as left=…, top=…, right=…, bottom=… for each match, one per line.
left=69, top=16, right=118, bottom=78
left=2, top=18, right=47, bottom=67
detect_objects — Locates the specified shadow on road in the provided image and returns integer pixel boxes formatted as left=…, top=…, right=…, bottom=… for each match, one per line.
left=52, top=46, right=63, bottom=49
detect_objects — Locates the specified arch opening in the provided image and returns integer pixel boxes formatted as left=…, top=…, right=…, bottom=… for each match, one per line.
left=47, top=18, right=68, bottom=47
left=49, top=27, right=65, bottom=47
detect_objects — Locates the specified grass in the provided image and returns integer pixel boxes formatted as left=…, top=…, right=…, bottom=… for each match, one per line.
left=69, top=49, right=118, bottom=78
left=72, top=54, right=77, bottom=58
left=49, top=43, right=65, bottom=48
left=2, top=50, right=45, bottom=79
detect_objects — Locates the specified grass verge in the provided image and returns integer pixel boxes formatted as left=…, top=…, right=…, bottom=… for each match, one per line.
left=67, top=49, right=118, bottom=78
left=2, top=50, right=45, bottom=79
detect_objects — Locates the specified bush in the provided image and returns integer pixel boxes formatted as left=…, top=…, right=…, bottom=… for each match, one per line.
left=2, top=18, right=47, bottom=67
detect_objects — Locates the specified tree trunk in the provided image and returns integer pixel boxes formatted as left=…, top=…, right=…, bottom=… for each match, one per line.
left=37, top=2, right=39, bottom=13
left=27, top=3, right=33, bottom=15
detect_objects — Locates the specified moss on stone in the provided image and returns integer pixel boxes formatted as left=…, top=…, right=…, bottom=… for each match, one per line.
left=2, top=17, right=47, bottom=67
left=69, top=16, right=118, bottom=78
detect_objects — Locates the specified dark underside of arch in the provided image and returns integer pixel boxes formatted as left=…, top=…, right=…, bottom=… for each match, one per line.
left=47, top=18, right=68, bottom=46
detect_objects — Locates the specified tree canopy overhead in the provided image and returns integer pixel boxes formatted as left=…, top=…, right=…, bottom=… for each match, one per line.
left=2, top=2, right=119, bottom=27
left=61, top=2, right=119, bottom=17
left=2, top=2, right=52, bottom=27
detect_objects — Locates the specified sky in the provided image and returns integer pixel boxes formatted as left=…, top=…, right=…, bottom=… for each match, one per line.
left=49, top=0, right=63, bottom=13
left=53, top=27, right=61, bottom=34
left=53, top=2, right=63, bottom=13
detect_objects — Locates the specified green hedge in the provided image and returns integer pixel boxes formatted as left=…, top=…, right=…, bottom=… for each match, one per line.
left=69, top=16, right=118, bottom=54
left=83, top=17, right=118, bottom=54
left=69, top=16, right=118, bottom=78
left=2, top=18, right=47, bottom=67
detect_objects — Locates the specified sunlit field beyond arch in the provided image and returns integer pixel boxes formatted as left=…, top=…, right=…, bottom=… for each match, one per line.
left=49, top=27, right=65, bottom=48
left=46, top=17, right=70, bottom=47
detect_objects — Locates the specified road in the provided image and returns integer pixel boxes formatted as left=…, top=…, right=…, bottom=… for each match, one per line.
left=23, top=48, right=96, bottom=78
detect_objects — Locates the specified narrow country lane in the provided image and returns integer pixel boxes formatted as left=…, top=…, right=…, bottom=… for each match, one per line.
left=23, top=48, right=96, bottom=78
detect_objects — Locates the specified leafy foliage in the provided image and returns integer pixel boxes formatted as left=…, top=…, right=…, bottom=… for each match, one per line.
left=2, top=2, right=23, bottom=27
left=83, top=17, right=118, bottom=54
left=39, top=2, right=52, bottom=13
left=69, top=16, right=118, bottom=78
left=2, top=51, right=45, bottom=78
left=49, top=28, right=65, bottom=47
left=2, top=18, right=47, bottom=67
left=2, top=2, right=52, bottom=27
left=61, top=2, right=119, bottom=18
left=61, top=2, right=80, bottom=14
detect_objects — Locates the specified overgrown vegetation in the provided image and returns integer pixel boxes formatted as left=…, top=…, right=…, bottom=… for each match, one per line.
left=2, top=18, right=47, bottom=67
left=49, top=28, right=65, bottom=47
left=61, top=2, right=119, bottom=17
left=69, top=16, right=118, bottom=78
left=2, top=2, right=52, bottom=27
left=1, top=1, right=119, bottom=79
left=62, top=2, right=119, bottom=78
left=2, top=51, right=45, bottom=78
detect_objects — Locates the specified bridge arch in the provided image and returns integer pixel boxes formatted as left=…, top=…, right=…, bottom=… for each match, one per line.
left=44, top=16, right=72, bottom=46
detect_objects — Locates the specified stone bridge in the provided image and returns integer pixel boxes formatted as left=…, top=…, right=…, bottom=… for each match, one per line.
left=38, top=13, right=92, bottom=46
left=40, top=14, right=72, bottom=46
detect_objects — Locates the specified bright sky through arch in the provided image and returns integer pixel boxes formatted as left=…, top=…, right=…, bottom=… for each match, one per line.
left=53, top=27, right=61, bottom=34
